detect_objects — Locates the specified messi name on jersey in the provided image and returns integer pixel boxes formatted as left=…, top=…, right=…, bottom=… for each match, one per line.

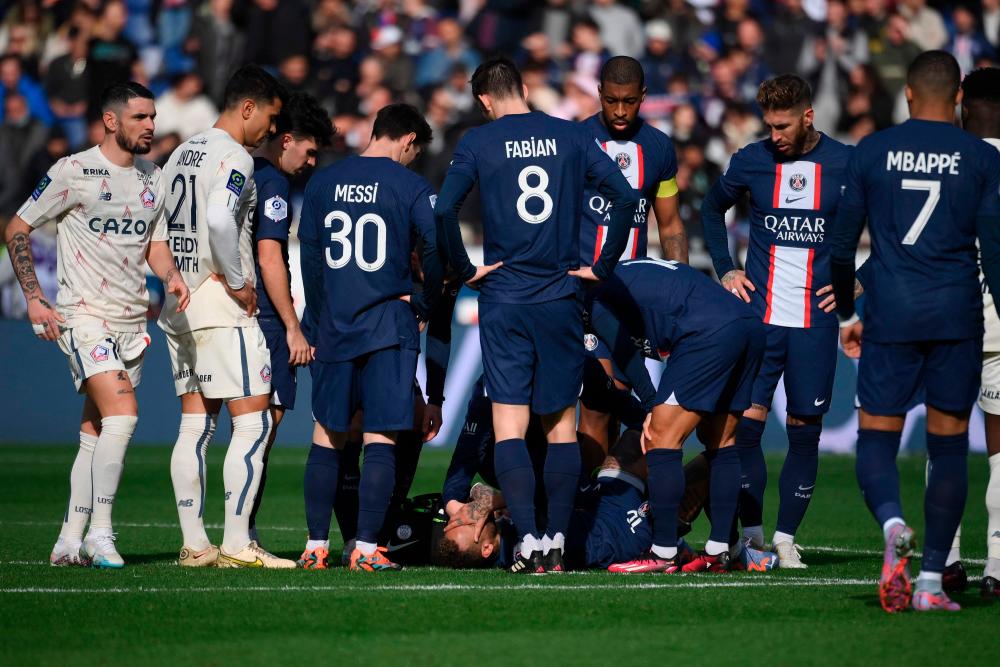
left=504, top=137, right=557, bottom=158
left=333, top=183, right=379, bottom=203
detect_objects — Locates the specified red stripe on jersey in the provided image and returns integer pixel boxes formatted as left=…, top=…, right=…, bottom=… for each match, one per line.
left=803, top=248, right=815, bottom=328
left=813, top=163, right=822, bottom=210
left=764, top=244, right=777, bottom=324
left=630, top=229, right=640, bottom=259
left=636, top=144, right=645, bottom=190
left=593, top=225, right=605, bottom=264
left=772, top=163, right=783, bottom=208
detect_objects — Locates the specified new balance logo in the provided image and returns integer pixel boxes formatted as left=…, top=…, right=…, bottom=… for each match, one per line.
left=178, top=499, right=194, bottom=508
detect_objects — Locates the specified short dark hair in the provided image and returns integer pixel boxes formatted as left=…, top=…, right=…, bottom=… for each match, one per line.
left=99, top=81, right=154, bottom=112
left=371, top=103, right=432, bottom=147
left=600, top=56, right=645, bottom=90
left=430, top=535, right=497, bottom=569
left=906, top=50, right=961, bottom=100
left=470, top=57, right=523, bottom=101
left=962, top=67, right=1000, bottom=105
left=756, top=74, right=812, bottom=111
left=222, top=64, right=287, bottom=111
left=275, top=92, right=335, bottom=147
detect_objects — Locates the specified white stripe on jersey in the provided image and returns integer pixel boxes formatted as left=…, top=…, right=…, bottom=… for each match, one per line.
left=772, top=161, right=822, bottom=210
left=764, top=245, right=815, bottom=328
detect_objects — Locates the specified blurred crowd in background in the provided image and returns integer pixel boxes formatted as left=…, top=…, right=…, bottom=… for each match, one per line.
left=1, top=0, right=998, bottom=317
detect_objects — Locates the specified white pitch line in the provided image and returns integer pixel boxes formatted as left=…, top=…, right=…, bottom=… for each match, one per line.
left=804, top=544, right=986, bottom=567
left=0, top=578, right=875, bottom=595
left=0, top=519, right=311, bottom=533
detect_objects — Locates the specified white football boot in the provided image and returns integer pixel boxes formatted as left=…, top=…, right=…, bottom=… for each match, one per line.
left=773, top=539, right=807, bottom=569
left=50, top=536, right=89, bottom=567
left=217, top=541, right=295, bottom=569
left=178, top=544, right=220, bottom=567
left=82, top=529, right=124, bottom=569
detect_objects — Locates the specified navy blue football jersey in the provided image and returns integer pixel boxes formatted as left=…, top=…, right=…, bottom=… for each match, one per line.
left=835, top=119, right=1000, bottom=342
left=446, top=111, right=621, bottom=303
left=298, top=156, right=441, bottom=362
left=709, top=134, right=851, bottom=328
left=586, top=258, right=757, bottom=358
left=579, top=114, right=678, bottom=265
left=251, top=158, right=292, bottom=324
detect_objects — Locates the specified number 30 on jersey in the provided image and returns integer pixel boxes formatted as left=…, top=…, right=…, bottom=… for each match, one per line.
left=324, top=210, right=387, bottom=272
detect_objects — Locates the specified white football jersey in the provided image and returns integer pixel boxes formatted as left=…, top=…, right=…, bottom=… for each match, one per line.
left=16, top=146, right=166, bottom=332
left=158, top=128, right=257, bottom=334
left=982, top=138, right=1000, bottom=353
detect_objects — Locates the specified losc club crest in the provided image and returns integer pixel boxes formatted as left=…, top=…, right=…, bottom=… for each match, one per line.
left=90, top=345, right=109, bottom=363
left=140, top=187, right=155, bottom=209
left=260, top=364, right=272, bottom=383
left=788, top=173, right=807, bottom=191
left=615, top=152, right=632, bottom=170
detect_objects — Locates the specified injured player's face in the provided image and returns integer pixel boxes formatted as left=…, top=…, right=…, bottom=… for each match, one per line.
left=430, top=515, right=501, bottom=569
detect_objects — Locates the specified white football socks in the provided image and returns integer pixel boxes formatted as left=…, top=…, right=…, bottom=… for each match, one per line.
left=945, top=526, right=962, bottom=567
left=986, top=453, right=1000, bottom=578
left=222, top=411, right=271, bottom=554
left=651, top=544, right=678, bottom=559
left=170, top=413, right=216, bottom=550
left=58, top=431, right=97, bottom=542
left=542, top=532, right=565, bottom=554
left=89, top=416, right=137, bottom=530
left=705, top=540, right=729, bottom=556
left=772, top=530, right=795, bottom=545
left=882, top=517, right=905, bottom=541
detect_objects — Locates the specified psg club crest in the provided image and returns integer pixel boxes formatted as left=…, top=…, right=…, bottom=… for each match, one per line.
left=90, top=345, right=109, bottom=363
left=584, top=333, right=598, bottom=351
left=616, top=152, right=632, bottom=170
left=140, top=187, right=155, bottom=209
left=396, top=524, right=413, bottom=540
left=788, top=173, right=808, bottom=191
left=637, top=501, right=649, bottom=518
left=260, top=364, right=272, bottom=383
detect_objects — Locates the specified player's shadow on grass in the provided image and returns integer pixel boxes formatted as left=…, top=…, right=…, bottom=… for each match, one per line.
left=128, top=552, right=183, bottom=565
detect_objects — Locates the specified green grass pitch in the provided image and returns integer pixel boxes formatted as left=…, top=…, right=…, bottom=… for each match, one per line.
left=0, top=445, right=996, bottom=665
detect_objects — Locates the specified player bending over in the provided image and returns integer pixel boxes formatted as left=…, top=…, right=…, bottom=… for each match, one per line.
left=700, top=75, right=850, bottom=567
left=160, top=65, right=291, bottom=568
left=577, top=55, right=686, bottom=457
left=435, top=57, right=637, bottom=574
left=5, top=82, right=188, bottom=568
left=299, top=103, right=443, bottom=572
left=831, top=51, right=1000, bottom=612
left=245, top=92, right=334, bottom=546
left=586, top=258, right=765, bottom=573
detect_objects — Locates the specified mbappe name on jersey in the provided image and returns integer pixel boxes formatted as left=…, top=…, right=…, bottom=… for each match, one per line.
left=886, top=150, right=961, bottom=175
left=504, top=137, right=557, bottom=159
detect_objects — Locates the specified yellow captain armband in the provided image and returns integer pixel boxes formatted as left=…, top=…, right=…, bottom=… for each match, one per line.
left=656, top=178, right=679, bottom=198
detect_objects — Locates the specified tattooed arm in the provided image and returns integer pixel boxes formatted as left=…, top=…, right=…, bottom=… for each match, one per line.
left=445, top=483, right=506, bottom=542
left=653, top=192, right=688, bottom=263
left=4, top=216, right=63, bottom=341
left=146, top=240, right=190, bottom=312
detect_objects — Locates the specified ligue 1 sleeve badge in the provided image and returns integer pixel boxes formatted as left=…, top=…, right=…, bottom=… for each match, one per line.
left=140, top=187, right=155, bottom=209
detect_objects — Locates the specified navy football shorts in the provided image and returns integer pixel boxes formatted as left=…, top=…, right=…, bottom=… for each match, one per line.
left=311, top=346, right=418, bottom=432
left=583, top=333, right=630, bottom=385
left=479, top=295, right=583, bottom=414
left=656, top=318, right=766, bottom=413
left=751, top=324, right=838, bottom=416
left=858, top=338, right=982, bottom=415
left=261, top=320, right=297, bottom=410
left=566, top=472, right=651, bottom=569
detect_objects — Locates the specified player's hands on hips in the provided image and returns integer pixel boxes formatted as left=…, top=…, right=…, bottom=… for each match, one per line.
left=465, top=261, right=503, bottom=290
left=397, top=295, right=428, bottom=332
left=422, top=403, right=443, bottom=442
left=286, top=325, right=313, bottom=366
left=568, top=266, right=599, bottom=282
left=28, top=295, right=64, bottom=342
left=165, top=269, right=190, bottom=312
left=816, top=284, right=836, bottom=313
left=721, top=269, right=755, bottom=303
left=217, top=275, right=257, bottom=317
left=840, top=320, right=863, bottom=359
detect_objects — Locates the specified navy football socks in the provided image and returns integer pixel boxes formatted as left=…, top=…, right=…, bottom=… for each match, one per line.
left=543, top=442, right=581, bottom=549
left=923, top=432, right=969, bottom=573
left=736, top=417, right=767, bottom=529
left=392, top=430, right=424, bottom=506
left=333, top=440, right=361, bottom=543
left=646, top=448, right=685, bottom=551
left=356, top=443, right=396, bottom=545
left=855, top=429, right=904, bottom=526
left=775, top=423, right=821, bottom=537
left=706, top=446, right=741, bottom=545
left=494, top=438, right=539, bottom=546
left=304, top=444, right=340, bottom=541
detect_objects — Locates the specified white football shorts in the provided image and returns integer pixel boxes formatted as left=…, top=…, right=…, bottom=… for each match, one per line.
left=58, top=326, right=150, bottom=393
left=166, top=326, right=271, bottom=400
left=979, top=351, right=1000, bottom=415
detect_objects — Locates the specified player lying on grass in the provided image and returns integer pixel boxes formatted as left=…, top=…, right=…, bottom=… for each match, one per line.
left=5, top=82, right=189, bottom=569
left=433, top=373, right=778, bottom=571
left=583, top=258, right=766, bottom=573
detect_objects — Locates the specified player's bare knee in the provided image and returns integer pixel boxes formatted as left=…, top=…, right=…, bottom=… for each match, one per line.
left=926, top=405, right=971, bottom=437
left=744, top=404, right=769, bottom=421
left=787, top=413, right=822, bottom=427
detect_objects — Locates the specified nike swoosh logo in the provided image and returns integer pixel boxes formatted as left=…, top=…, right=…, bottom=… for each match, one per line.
left=798, top=484, right=815, bottom=492
left=223, top=556, right=264, bottom=567
left=814, top=398, right=826, bottom=406
left=785, top=196, right=806, bottom=204
left=386, top=540, right=419, bottom=553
